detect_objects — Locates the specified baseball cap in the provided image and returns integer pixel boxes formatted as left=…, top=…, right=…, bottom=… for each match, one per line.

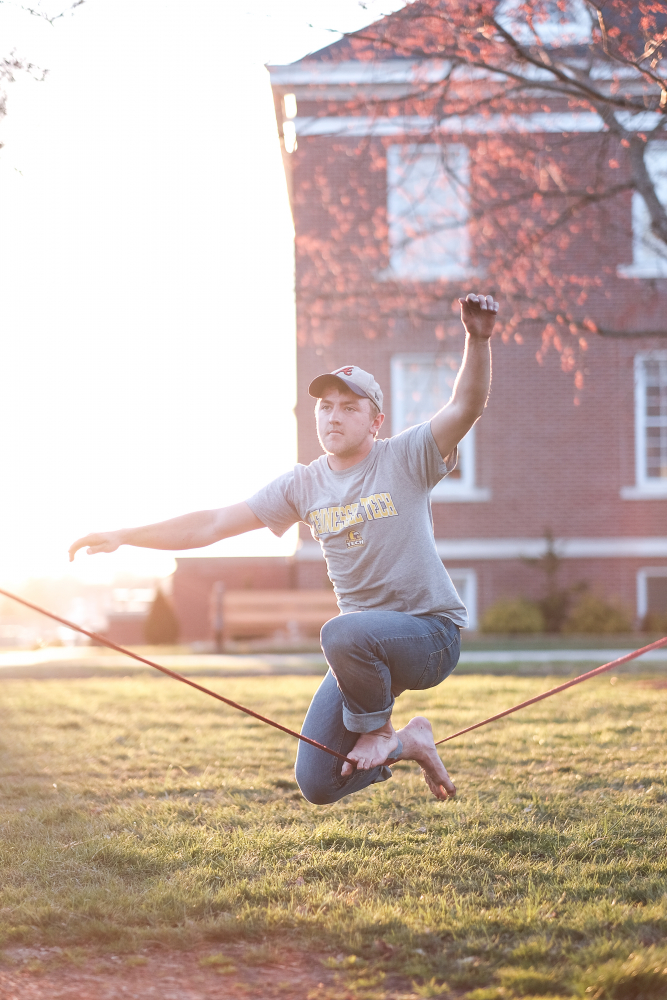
left=308, top=365, right=384, bottom=412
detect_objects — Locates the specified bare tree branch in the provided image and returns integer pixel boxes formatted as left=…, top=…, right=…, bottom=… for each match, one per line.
left=0, top=0, right=85, bottom=25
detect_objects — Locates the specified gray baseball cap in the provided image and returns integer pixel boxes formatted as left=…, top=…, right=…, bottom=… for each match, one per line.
left=308, top=365, right=383, bottom=412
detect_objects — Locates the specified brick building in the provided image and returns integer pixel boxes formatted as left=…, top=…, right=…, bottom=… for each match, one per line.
left=173, top=557, right=298, bottom=644
left=263, top=7, right=667, bottom=630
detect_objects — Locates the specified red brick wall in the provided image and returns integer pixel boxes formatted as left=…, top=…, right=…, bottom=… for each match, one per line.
left=173, top=558, right=297, bottom=642
left=290, top=128, right=667, bottom=622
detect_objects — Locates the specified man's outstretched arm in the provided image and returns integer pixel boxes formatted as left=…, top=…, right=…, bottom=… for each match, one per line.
left=68, top=502, right=265, bottom=561
left=430, top=292, right=498, bottom=461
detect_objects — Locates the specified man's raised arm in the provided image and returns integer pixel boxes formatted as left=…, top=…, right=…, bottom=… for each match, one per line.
left=430, top=292, right=498, bottom=461
left=68, top=502, right=265, bottom=562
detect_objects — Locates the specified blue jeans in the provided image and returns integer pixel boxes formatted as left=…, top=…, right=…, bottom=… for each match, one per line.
left=295, top=610, right=460, bottom=805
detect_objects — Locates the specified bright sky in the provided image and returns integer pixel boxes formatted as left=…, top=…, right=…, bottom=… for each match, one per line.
left=0, top=0, right=403, bottom=587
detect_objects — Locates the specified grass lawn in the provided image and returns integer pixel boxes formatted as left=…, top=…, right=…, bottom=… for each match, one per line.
left=1, top=672, right=667, bottom=999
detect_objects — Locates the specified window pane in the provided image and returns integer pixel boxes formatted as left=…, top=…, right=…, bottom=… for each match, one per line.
left=391, top=352, right=472, bottom=482
left=629, top=143, right=667, bottom=276
left=387, top=143, right=470, bottom=281
left=642, top=355, right=667, bottom=479
left=647, top=576, right=667, bottom=614
left=395, top=355, right=460, bottom=428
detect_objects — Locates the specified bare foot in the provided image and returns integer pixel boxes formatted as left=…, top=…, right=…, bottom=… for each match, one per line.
left=341, top=720, right=399, bottom=777
left=394, top=716, right=456, bottom=801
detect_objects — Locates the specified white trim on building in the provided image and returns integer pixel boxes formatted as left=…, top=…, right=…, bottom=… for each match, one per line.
left=269, top=61, right=653, bottom=90
left=292, top=112, right=606, bottom=138
left=268, top=60, right=453, bottom=87
left=435, top=538, right=667, bottom=559
left=296, top=537, right=667, bottom=561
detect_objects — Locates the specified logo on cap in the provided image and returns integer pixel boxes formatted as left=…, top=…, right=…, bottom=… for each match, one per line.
left=333, top=367, right=354, bottom=376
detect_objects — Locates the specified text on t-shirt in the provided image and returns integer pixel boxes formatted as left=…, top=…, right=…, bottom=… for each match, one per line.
left=308, top=491, right=399, bottom=537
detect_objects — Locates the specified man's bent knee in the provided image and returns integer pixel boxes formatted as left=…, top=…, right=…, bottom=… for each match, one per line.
left=319, top=615, right=351, bottom=661
left=320, top=613, right=378, bottom=665
left=294, top=762, right=339, bottom=805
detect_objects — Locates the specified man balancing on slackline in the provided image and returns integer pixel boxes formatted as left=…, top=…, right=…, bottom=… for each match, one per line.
left=69, top=292, right=498, bottom=805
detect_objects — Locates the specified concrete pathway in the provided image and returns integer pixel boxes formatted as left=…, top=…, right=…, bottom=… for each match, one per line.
left=0, top=645, right=665, bottom=679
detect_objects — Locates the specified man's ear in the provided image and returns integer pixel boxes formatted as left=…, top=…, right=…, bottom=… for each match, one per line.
left=372, top=412, right=385, bottom=438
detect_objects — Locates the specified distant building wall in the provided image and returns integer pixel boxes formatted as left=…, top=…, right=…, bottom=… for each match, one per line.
left=172, top=556, right=331, bottom=643
left=104, top=613, right=148, bottom=646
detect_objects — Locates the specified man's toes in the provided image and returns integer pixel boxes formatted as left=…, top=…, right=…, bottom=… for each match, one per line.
left=422, top=764, right=456, bottom=800
left=422, top=771, right=444, bottom=799
left=441, top=773, right=456, bottom=796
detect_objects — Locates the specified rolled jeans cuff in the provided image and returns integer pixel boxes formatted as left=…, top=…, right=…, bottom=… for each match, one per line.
left=342, top=702, right=394, bottom=734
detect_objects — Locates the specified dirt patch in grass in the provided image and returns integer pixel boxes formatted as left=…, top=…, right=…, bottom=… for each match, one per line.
left=0, top=943, right=428, bottom=1000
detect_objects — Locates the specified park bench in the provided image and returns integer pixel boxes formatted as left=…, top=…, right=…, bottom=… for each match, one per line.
left=219, top=589, right=339, bottom=640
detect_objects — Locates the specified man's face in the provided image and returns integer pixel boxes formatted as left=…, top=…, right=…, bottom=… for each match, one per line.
left=316, top=384, right=383, bottom=458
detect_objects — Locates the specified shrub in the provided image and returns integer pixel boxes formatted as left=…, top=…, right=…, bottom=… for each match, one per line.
left=564, top=594, right=632, bottom=634
left=144, top=589, right=179, bottom=645
left=480, top=598, right=544, bottom=635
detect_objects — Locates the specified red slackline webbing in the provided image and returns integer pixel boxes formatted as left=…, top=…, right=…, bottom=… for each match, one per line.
left=0, top=586, right=354, bottom=766
left=1, top=586, right=666, bottom=758
left=435, top=634, right=667, bottom=745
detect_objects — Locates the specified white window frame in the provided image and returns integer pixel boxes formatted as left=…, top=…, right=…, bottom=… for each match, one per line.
left=447, top=567, right=478, bottom=629
left=618, top=141, right=667, bottom=279
left=385, top=142, right=472, bottom=282
left=390, top=352, right=490, bottom=502
left=621, top=351, right=667, bottom=499
left=637, top=567, right=667, bottom=621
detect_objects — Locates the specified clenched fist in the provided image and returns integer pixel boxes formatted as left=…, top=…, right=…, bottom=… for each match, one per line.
left=458, top=293, right=499, bottom=340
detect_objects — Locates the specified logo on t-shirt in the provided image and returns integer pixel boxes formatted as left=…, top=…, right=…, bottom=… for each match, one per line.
left=346, top=529, right=364, bottom=548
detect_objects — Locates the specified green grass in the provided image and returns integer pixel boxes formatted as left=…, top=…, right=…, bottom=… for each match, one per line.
left=1, top=673, right=667, bottom=999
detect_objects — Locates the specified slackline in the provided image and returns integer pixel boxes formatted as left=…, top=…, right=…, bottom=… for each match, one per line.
left=1, top=587, right=666, bottom=761
left=435, top=633, right=667, bottom=745
left=0, top=586, right=355, bottom=766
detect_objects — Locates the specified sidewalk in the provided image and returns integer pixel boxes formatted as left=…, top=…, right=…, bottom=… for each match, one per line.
left=0, top=645, right=665, bottom=679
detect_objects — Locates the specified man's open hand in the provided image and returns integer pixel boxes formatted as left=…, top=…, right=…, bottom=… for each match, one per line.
left=68, top=531, right=123, bottom=562
left=458, top=293, right=499, bottom=340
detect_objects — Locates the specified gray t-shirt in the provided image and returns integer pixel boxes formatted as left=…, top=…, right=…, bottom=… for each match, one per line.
left=246, top=421, right=468, bottom=627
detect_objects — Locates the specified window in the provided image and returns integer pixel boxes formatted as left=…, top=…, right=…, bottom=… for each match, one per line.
left=622, top=352, right=667, bottom=497
left=497, top=0, right=592, bottom=46
left=447, top=568, right=478, bottom=629
left=390, top=352, right=490, bottom=501
left=386, top=143, right=471, bottom=281
left=619, top=142, right=667, bottom=278
left=637, top=568, right=667, bottom=626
